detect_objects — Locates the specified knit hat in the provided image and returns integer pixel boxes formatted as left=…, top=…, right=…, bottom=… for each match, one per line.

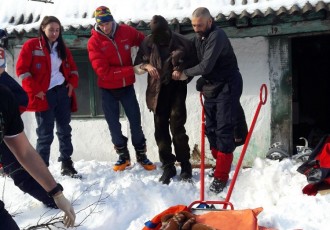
left=94, top=6, right=113, bottom=24
left=0, top=47, right=6, bottom=69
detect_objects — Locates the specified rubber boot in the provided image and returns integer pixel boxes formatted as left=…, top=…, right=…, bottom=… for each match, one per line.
left=211, top=147, right=218, bottom=159
left=210, top=151, right=233, bottom=193
left=214, top=151, right=233, bottom=182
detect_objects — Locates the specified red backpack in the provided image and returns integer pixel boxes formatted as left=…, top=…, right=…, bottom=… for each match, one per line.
left=297, top=135, right=330, bottom=195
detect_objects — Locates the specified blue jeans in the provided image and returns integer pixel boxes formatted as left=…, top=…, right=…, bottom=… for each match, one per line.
left=35, top=84, right=73, bottom=165
left=101, top=85, right=146, bottom=150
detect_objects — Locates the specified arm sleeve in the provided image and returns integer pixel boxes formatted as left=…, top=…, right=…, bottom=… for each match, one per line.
left=184, top=31, right=225, bottom=77
left=16, top=41, right=38, bottom=95
left=134, top=40, right=149, bottom=66
left=0, top=86, right=24, bottom=137
left=131, top=27, right=145, bottom=48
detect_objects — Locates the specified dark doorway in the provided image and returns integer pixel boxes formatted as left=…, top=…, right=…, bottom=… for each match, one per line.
left=292, top=34, right=330, bottom=148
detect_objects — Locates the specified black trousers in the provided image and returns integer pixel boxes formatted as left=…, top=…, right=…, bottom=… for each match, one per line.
left=204, top=72, right=243, bottom=153
left=0, top=200, right=19, bottom=230
left=0, top=142, right=56, bottom=208
left=154, top=81, right=190, bottom=166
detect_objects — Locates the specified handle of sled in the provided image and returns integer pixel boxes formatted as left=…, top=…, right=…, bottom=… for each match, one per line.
left=200, top=92, right=206, bottom=201
left=188, top=200, right=234, bottom=211
left=223, top=84, right=268, bottom=209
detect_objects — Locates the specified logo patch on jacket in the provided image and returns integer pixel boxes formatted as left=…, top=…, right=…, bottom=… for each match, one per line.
left=36, top=63, right=41, bottom=69
left=124, top=44, right=130, bottom=50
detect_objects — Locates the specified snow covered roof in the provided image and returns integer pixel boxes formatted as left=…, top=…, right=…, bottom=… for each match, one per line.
left=1, top=0, right=330, bottom=35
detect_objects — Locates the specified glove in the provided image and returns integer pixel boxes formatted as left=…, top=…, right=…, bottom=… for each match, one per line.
left=196, top=77, right=207, bottom=91
left=133, top=64, right=147, bottom=75
left=53, top=193, right=76, bottom=227
left=302, top=183, right=319, bottom=196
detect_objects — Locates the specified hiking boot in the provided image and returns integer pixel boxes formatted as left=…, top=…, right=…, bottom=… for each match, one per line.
left=113, top=146, right=131, bottom=171
left=113, top=158, right=131, bottom=171
left=61, top=159, right=81, bottom=178
left=180, top=161, right=192, bottom=181
left=209, top=178, right=227, bottom=193
left=135, top=146, right=156, bottom=170
left=159, top=164, right=176, bottom=185
left=137, top=154, right=156, bottom=170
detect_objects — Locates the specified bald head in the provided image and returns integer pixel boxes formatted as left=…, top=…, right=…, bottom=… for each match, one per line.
left=192, top=7, right=211, bottom=19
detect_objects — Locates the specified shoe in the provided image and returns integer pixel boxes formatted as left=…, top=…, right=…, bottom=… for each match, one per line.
left=209, top=178, right=227, bottom=193
left=61, top=159, right=81, bottom=178
left=113, top=158, right=131, bottom=171
left=159, top=164, right=176, bottom=185
left=135, top=145, right=156, bottom=170
left=180, top=161, right=192, bottom=181
left=138, top=156, right=156, bottom=171
left=113, top=146, right=131, bottom=171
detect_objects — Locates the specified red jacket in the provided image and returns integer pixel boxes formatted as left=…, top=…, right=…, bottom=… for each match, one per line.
left=16, top=37, right=79, bottom=112
left=87, top=24, right=145, bottom=89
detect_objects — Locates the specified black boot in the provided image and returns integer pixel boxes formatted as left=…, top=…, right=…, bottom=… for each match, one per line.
left=180, top=161, right=192, bottom=181
left=159, top=164, right=176, bottom=185
left=61, top=159, right=81, bottom=179
left=209, top=178, right=227, bottom=193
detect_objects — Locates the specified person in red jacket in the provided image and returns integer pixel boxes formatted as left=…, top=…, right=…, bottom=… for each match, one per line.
left=16, top=16, right=80, bottom=178
left=87, top=6, right=155, bottom=171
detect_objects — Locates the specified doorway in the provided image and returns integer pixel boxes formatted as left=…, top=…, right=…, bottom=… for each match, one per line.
left=292, top=34, right=330, bottom=148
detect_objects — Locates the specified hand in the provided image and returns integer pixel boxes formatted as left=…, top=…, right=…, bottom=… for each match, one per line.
left=53, top=193, right=76, bottom=227
left=66, top=83, right=74, bottom=97
left=172, top=70, right=181, bottom=80
left=172, top=70, right=188, bottom=81
left=35, top=91, right=46, bottom=100
left=144, top=64, right=160, bottom=79
left=133, top=64, right=147, bottom=75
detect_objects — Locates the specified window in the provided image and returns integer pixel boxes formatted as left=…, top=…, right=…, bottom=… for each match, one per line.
left=71, top=49, right=124, bottom=118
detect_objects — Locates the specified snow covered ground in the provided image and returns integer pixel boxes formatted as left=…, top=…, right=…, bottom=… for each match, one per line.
left=1, top=156, right=330, bottom=230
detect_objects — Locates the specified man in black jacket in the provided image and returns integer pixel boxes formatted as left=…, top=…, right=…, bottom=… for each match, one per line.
left=173, top=7, right=244, bottom=193
left=134, top=15, right=197, bottom=184
left=0, top=84, right=75, bottom=229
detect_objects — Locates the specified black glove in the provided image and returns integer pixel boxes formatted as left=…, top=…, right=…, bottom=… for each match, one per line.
left=196, top=77, right=207, bottom=92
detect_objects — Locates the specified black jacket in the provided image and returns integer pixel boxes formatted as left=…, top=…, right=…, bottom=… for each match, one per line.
left=184, top=24, right=239, bottom=82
